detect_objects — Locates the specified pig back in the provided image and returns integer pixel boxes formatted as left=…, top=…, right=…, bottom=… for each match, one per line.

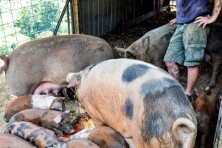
left=75, top=59, right=197, bottom=147
left=6, top=34, right=114, bottom=96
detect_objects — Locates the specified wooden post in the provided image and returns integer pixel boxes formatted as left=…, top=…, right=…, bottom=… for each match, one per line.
left=73, top=0, right=80, bottom=34
left=214, top=102, right=222, bottom=148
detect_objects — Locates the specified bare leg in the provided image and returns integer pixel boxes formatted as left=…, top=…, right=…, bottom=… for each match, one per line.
left=165, top=61, right=180, bottom=81
left=185, top=66, right=199, bottom=95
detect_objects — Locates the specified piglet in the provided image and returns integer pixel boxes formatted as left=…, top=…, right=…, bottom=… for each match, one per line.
left=7, top=121, right=64, bottom=148
left=4, top=94, right=65, bottom=122
left=60, top=126, right=129, bottom=148
left=8, top=109, right=74, bottom=136
left=193, top=89, right=216, bottom=148
left=0, top=133, right=36, bottom=147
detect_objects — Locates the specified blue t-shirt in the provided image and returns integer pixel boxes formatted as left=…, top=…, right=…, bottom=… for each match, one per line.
left=176, top=0, right=211, bottom=24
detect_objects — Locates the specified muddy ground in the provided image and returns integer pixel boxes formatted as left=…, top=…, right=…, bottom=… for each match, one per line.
left=0, top=11, right=221, bottom=147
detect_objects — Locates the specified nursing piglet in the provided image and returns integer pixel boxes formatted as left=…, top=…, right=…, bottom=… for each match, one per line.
left=67, top=59, right=197, bottom=148
left=8, top=109, right=74, bottom=136
left=4, top=94, right=65, bottom=122
left=7, top=121, right=64, bottom=148
left=61, top=126, right=129, bottom=148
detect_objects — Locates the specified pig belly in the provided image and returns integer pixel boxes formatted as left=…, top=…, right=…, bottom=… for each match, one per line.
left=33, top=81, right=65, bottom=95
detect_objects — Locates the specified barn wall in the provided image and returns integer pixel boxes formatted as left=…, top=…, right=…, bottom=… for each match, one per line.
left=77, top=0, right=156, bottom=36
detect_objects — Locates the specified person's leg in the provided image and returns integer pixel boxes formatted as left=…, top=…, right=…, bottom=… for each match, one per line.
left=185, top=66, right=199, bottom=96
left=183, top=22, right=210, bottom=100
left=164, top=25, right=185, bottom=81
left=165, top=61, right=180, bottom=81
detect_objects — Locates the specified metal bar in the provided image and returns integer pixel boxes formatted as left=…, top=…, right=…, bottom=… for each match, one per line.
left=70, top=0, right=75, bottom=34
left=67, top=1, right=70, bottom=34
left=53, top=0, right=70, bottom=36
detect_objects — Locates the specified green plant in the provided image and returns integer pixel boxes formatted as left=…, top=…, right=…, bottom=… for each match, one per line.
left=15, top=1, right=60, bottom=39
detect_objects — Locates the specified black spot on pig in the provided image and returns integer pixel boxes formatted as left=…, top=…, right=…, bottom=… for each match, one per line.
left=141, top=81, right=193, bottom=141
left=124, top=98, right=134, bottom=120
left=8, top=124, right=15, bottom=134
left=143, top=111, right=168, bottom=140
left=140, top=77, right=180, bottom=102
left=16, top=122, right=32, bottom=138
left=122, top=64, right=150, bottom=82
left=26, top=127, right=57, bottom=147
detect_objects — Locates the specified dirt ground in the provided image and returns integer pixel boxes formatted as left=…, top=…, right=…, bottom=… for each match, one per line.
left=0, top=11, right=221, bottom=147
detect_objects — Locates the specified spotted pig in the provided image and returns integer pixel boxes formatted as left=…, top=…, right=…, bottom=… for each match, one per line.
left=7, top=121, right=64, bottom=148
left=67, top=59, right=197, bottom=148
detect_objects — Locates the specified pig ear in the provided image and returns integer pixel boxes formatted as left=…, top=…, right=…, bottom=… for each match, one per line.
left=66, top=73, right=81, bottom=87
left=53, top=115, right=62, bottom=124
left=172, top=118, right=196, bottom=148
left=114, top=46, right=126, bottom=53
left=126, top=50, right=138, bottom=59
left=114, top=46, right=127, bottom=57
left=141, top=37, right=150, bottom=49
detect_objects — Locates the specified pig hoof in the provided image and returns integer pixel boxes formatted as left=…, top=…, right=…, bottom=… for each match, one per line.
left=204, top=87, right=211, bottom=95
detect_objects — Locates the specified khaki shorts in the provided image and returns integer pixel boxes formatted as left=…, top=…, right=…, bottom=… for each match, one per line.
left=164, top=22, right=210, bottom=66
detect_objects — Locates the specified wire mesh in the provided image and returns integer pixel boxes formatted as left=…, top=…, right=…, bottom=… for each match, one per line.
left=0, top=0, right=70, bottom=55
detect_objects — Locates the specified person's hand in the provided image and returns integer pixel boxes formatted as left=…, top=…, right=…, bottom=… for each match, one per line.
left=194, top=15, right=215, bottom=29
left=169, top=18, right=177, bottom=25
